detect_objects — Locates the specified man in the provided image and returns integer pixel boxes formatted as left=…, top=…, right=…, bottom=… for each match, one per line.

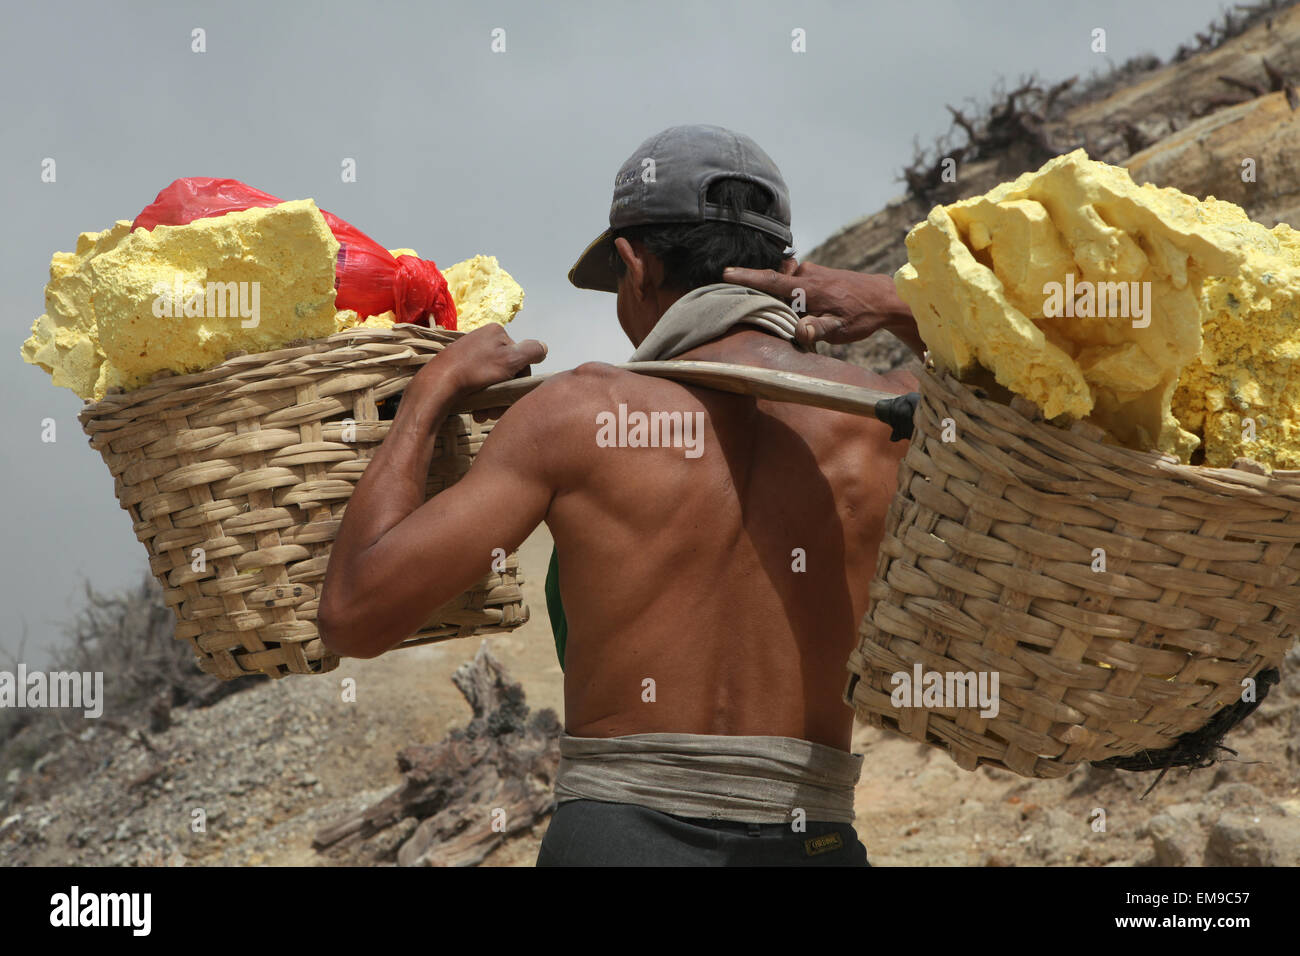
left=319, top=125, right=924, bottom=866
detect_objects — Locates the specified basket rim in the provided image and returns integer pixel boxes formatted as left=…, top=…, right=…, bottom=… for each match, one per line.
left=78, top=323, right=458, bottom=421
left=924, top=363, right=1300, bottom=490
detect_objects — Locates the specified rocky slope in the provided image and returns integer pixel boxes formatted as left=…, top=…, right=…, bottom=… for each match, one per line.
left=2, top=525, right=1296, bottom=867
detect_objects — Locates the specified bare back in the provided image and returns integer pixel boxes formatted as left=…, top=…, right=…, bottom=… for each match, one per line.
left=542, top=330, right=915, bottom=751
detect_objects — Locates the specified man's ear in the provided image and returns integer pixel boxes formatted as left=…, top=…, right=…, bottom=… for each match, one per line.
left=779, top=256, right=799, bottom=276
left=614, top=236, right=655, bottom=300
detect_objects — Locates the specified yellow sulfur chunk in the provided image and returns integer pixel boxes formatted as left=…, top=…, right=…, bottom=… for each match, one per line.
left=21, top=221, right=134, bottom=400
left=895, top=150, right=1269, bottom=462
left=1170, top=224, right=1300, bottom=468
left=21, top=202, right=340, bottom=400
left=22, top=211, right=529, bottom=403
left=333, top=309, right=397, bottom=332
left=92, top=200, right=339, bottom=391
left=896, top=202, right=1091, bottom=421
left=441, top=255, right=525, bottom=331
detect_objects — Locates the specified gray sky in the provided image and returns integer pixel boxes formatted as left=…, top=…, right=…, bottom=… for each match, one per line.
left=1, top=0, right=1232, bottom=665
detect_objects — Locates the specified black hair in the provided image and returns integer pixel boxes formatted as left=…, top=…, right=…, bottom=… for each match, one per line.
left=609, top=178, right=792, bottom=291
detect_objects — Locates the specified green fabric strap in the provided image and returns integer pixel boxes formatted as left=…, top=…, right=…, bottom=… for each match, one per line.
left=545, top=543, right=567, bottom=672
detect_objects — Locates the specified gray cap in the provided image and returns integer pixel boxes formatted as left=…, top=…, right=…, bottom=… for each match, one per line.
left=569, top=125, right=792, bottom=293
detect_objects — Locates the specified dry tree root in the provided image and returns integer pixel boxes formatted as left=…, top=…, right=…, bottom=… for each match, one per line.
left=1198, top=56, right=1300, bottom=115
left=312, top=642, right=562, bottom=866
left=902, top=75, right=1078, bottom=203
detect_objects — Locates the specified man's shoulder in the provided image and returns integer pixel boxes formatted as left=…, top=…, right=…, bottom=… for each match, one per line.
left=532, top=361, right=627, bottom=405
left=530, top=360, right=684, bottom=405
left=497, top=362, right=631, bottom=431
left=484, top=362, right=668, bottom=483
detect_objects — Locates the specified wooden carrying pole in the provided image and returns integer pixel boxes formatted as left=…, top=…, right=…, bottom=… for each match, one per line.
left=454, top=360, right=904, bottom=420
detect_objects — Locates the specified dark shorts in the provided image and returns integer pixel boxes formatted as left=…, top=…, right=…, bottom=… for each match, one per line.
left=536, top=799, right=871, bottom=867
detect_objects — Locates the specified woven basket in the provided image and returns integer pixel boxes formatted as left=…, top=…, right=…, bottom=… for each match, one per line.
left=845, top=365, right=1300, bottom=779
left=77, top=325, right=528, bottom=681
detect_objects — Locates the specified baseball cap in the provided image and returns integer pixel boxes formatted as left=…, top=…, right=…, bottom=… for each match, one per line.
left=568, top=125, right=792, bottom=293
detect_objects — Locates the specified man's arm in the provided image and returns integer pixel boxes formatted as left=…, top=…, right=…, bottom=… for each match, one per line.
left=723, top=261, right=925, bottom=359
left=318, top=326, right=550, bottom=659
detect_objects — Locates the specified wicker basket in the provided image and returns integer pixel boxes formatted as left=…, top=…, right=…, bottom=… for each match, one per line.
left=77, top=325, right=528, bottom=681
left=845, top=365, right=1300, bottom=779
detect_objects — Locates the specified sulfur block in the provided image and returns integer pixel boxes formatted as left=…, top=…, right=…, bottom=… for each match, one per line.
left=91, top=200, right=339, bottom=392
left=333, top=309, right=397, bottom=332
left=21, top=221, right=134, bottom=400
left=894, top=149, right=1300, bottom=467
left=441, top=255, right=525, bottom=331
left=22, top=202, right=340, bottom=400
left=22, top=207, right=529, bottom=405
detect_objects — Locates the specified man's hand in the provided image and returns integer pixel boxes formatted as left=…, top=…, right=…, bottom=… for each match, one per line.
left=319, top=323, right=549, bottom=659
left=422, top=324, right=548, bottom=398
left=723, top=261, right=925, bottom=358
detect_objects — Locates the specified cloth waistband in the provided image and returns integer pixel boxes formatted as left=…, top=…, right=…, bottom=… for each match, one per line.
left=553, top=732, right=863, bottom=824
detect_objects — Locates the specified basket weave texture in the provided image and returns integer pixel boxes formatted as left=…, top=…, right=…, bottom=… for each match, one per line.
left=77, top=325, right=527, bottom=681
left=845, top=366, right=1300, bottom=779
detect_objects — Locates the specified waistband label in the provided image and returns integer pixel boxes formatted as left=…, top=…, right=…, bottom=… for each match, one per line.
left=804, top=832, right=845, bottom=856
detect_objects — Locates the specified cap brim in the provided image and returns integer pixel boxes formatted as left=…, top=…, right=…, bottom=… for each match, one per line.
left=568, top=229, right=619, bottom=293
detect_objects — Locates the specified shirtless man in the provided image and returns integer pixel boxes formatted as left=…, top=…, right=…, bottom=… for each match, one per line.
left=319, top=125, right=923, bottom=866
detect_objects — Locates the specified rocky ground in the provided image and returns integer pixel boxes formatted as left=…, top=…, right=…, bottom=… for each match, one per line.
left=2, top=525, right=1296, bottom=867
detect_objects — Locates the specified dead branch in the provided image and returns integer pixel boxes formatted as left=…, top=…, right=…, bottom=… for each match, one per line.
left=313, top=643, right=562, bottom=867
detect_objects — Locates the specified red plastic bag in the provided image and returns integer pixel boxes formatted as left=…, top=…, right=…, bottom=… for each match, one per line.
left=132, top=178, right=457, bottom=330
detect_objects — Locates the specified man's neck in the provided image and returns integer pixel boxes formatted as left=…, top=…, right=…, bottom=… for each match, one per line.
left=633, top=288, right=689, bottom=346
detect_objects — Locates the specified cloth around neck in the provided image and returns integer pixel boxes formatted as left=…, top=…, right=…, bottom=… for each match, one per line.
left=628, top=282, right=806, bottom=362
